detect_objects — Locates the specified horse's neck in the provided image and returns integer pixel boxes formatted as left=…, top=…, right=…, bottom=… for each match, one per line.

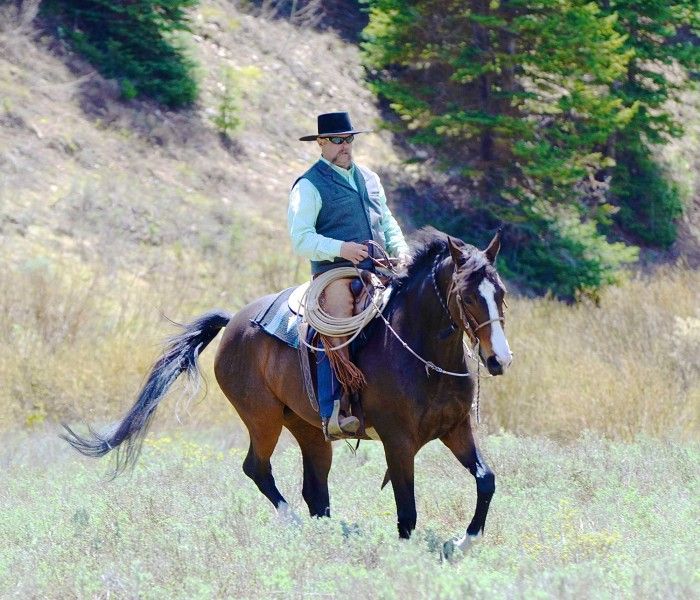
left=395, top=258, right=465, bottom=367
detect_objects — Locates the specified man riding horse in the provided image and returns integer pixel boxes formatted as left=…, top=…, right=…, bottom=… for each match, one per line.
left=288, top=112, right=409, bottom=440
left=62, top=111, right=514, bottom=547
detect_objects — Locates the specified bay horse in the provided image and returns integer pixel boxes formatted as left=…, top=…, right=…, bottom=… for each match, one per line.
left=62, top=227, right=512, bottom=552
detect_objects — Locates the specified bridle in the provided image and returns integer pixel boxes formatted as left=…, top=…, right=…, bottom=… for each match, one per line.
left=430, top=253, right=507, bottom=423
left=338, top=248, right=506, bottom=423
left=431, top=254, right=505, bottom=344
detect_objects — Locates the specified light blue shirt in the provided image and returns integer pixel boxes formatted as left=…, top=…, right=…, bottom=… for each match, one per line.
left=288, top=157, right=409, bottom=262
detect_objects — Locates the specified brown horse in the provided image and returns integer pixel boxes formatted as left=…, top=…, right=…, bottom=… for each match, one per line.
left=62, top=227, right=512, bottom=552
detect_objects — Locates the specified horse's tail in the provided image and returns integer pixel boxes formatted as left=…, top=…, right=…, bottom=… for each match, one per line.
left=60, top=309, right=232, bottom=476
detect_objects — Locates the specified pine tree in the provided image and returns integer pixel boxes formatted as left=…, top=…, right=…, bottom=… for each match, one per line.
left=43, top=0, right=199, bottom=107
left=362, top=0, right=638, bottom=299
left=597, top=0, right=700, bottom=246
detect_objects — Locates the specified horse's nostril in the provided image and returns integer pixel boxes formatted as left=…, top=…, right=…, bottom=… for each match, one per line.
left=486, top=355, right=503, bottom=374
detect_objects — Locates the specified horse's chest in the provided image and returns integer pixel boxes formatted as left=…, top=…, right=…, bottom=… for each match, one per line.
left=422, top=389, right=472, bottom=435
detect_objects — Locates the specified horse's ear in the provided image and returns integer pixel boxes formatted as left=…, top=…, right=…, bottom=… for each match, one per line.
left=447, top=236, right=466, bottom=269
left=484, top=229, right=502, bottom=264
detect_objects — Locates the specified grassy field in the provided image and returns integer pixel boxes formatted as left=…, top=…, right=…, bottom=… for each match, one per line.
left=1, top=234, right=697, bottom=598
left=1, top=428, right=698, bottom=599
left=1, top=4, right=698, bottom=597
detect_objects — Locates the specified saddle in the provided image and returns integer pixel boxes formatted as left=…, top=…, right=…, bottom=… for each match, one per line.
left=287, top=269, right=389, bottom=317
left=252, top=270, right=394, bottom=439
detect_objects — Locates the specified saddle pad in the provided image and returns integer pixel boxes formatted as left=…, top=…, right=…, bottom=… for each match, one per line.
left=250, top=286, right=301, bottom=349
left=251, top=283, right=396, bottom=350
left=288, top=281, right=310, bottom=316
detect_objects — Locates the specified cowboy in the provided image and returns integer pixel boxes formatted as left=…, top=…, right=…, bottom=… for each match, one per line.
left=288, top=111, right=409, bottom=439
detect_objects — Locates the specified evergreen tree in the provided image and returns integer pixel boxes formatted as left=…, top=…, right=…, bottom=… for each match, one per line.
left=362, top=0, right=638, bottom=299
left=43, top=0, right=199, bottom=107
left=597, top=0, right=700, bottom=247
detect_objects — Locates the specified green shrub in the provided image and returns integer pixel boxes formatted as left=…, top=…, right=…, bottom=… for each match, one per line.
left=504, top=206, right=639, bottom=301
left=212, top=67, right=242, bottom=137
left=43, top=0, right=199, bottom=107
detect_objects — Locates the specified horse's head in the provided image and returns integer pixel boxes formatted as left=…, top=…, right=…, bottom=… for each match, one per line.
left=447, top=232, right=513, bottom=376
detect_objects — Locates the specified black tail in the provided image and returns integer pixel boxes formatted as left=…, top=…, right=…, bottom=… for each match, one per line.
left=60, top=310, right=232, bottom=475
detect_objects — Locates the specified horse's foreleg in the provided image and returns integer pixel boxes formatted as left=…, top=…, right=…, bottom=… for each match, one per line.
left=383, top=441, right=417, bottom=539
left=284, top=412, right=332, bottom=518
left=440, top=420, right=495, bottom=549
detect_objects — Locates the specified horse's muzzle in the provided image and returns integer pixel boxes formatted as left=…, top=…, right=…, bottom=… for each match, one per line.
left=486, top=355, right=504, bottom=376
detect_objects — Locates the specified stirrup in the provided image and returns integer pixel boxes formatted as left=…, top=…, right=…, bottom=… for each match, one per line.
left=324, top=399, right=360, bottom=441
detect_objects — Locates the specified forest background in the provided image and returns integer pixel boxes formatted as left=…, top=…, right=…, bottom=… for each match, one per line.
left=0, top=0, right=698, bottom=597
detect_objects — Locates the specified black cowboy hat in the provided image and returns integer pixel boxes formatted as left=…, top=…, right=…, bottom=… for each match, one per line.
left=299, top=111, right=372, bottom=141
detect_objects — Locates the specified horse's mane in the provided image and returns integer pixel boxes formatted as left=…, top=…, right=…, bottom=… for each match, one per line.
left=392, top=226, right=498, bottom=294
left=394, top=227, right=450, bottom=290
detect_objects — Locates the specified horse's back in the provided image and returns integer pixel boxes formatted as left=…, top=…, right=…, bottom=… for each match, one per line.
left=213, top=293, right=312, bottom=422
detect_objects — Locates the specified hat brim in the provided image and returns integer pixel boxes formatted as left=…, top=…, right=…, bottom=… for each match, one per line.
left=299, top=129, right=372, bottom=141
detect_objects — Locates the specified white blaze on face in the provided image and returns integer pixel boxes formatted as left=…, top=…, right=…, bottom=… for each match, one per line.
left=477, top=279, right=513, bottom=370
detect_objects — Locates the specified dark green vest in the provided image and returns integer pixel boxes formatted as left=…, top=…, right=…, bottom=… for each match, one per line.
left=294, top=160, right=386, bottom=275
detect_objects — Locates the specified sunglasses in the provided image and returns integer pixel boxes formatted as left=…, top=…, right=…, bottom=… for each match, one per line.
left=323, top=134, right=355, bottom=145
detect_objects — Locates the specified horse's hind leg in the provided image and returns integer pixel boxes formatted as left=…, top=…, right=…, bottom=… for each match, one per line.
left=440, top=419, right=495, bottom=555
left=283, top=411, right=332, bottom=518
left=239, top=401, right=298, bottom=522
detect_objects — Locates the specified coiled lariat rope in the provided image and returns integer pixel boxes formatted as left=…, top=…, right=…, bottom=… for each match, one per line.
left=298, top=266, right=390, bottom=352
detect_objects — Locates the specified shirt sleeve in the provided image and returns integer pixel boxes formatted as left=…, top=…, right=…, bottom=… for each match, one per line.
left=288, top=178, right=344, bottom=261
left=376, top=179, right=410, bottom=258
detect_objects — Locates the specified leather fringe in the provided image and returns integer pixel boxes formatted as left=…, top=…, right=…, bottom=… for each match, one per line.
left=320, top=334, right=367, bottom=394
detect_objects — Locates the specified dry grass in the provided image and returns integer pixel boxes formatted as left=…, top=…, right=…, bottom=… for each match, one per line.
left=483, top=267, right=699, bottom=440
left=1, top=255, right=697, bottom=442
left=0, top=0, right=697, bottom=443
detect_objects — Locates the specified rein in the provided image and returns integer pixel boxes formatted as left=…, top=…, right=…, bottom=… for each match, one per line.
left=354, top=248, right=504, bottom=383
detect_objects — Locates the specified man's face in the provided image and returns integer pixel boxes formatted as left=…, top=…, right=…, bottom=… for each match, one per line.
left=319, top=135, right=354, bottom=169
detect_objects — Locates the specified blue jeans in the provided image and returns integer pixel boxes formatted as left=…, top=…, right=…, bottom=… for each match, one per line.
left=316, top=340, right=341, bottom=419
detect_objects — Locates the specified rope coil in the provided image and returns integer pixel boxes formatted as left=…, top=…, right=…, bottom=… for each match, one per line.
left=298, top=267, right=390, bottom=352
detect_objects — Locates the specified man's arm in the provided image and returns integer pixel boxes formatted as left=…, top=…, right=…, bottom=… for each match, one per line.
left=375, top=180, right=410, bottom=258
left=358, top=166, right=410, bottom=259
left=380, top=197, right=410, bottom=258
left=288, top=179, right=344, bottom=261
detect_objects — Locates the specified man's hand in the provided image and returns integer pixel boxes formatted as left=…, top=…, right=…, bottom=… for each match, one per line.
left=340, top=242, right=369, bottom=264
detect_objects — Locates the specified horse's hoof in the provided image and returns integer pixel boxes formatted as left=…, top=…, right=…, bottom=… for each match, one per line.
left=276, top=502, right=302, bottom=527
left=441, top=539, right=457, bottom=562
left=441, top=533, right=480, bottom=562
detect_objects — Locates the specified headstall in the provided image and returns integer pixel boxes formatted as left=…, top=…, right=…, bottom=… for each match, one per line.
left=430, top=254, right=505, bottom=341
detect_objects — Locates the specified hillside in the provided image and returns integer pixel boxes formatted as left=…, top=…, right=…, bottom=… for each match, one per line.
left=0, top=0, right=697, bottom=434
left=0, top=0, right=419, bottom=308
left=2, top=0, right=700, bottom=295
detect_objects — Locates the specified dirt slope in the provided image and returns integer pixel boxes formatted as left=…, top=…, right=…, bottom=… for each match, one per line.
left=0, top=0, right=697, bottom=291
left=0, top=0, right=408, bottom=295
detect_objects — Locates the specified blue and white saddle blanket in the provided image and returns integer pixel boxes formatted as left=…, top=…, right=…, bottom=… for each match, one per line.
left=251, top=287, right=302, bottom=349
left=251, top=282, right=394, bottom=350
